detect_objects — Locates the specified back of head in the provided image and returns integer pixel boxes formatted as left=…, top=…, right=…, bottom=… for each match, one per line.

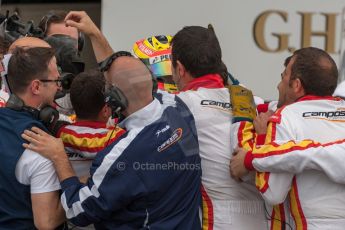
left=107, top=56, right=153, bottom=112
left=7, top=47, right=55, bottom=95
left=38, top=10, right=67, bottom=37
left=172, top=26, right=222, bottom=77
left=70, top=69, right=105, bottom=120
left=39, top=10, right=82, bottom=52
left=8, top=36, right=50, bottom=53
left=133, top=35, right=173, bottom=79
left=291, top=47, right=338, bottom=96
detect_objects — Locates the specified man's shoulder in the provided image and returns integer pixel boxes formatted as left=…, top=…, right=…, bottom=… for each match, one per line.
left=20, top=149, right=52, bottom=166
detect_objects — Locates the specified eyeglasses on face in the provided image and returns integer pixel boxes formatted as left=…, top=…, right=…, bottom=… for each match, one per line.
left=39, top=78, right=63, bottom=87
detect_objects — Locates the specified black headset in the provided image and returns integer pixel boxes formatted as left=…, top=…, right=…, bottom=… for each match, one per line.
left=6, top=94, right=59, bottom=127
left=98, top=51, right=132, bottom=118
left=99, top=51, right=160, bottom=119
left=104, top=85, right=128, bottom=119
left=39, top=11, right=85, bottom=53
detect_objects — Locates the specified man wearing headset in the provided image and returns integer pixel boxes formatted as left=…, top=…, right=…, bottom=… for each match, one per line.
left=39, top=10, right=85, bottom=117
left=56, top=69, right=125, bottom=179
left=0, top=46, right=65, bottom=229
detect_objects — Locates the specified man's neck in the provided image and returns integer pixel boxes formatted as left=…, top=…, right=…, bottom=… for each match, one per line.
left=16, top=93, right=40, bottom=109
left=124, top=96, right=154, bottom=117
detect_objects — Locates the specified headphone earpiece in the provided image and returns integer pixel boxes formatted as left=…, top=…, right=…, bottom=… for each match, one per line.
left=6, top=94, right=59, bottom=127
left=104, top=85, right=128, bottom=118
left=60, top=72, right=75, bottom=91
left=38, top=105, right=59, bottom=125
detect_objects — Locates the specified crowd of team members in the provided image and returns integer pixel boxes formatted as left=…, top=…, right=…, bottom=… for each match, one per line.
left=0, top=9, right=345, bottom=230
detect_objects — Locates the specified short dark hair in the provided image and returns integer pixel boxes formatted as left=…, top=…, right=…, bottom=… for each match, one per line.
left=38, top=10, right=67, bottom=36
left=171, top=26, right=223, bottom=78
left=8, top=47, right=55, bottom=94
left=70, top=69, right=106, bottom=120
left=290, top=47, right=338, bottom=96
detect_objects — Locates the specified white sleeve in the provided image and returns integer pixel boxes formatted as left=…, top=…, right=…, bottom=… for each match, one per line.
left=252, top=140, right=345, bottom=184
left=260, top=173, right=294, bottom=205
left=256, top=114, right=295, bottom=204
left=16, top=149, right=61, bottom=194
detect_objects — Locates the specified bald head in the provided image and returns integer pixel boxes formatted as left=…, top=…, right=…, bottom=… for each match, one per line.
left=9, top=37, right=50, bottom=53
left=106, top=56, right=153, bottom=115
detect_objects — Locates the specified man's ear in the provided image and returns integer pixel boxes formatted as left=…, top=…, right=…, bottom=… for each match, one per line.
left=293, top=78, right=305, bottom=96
left=31, top=80, right=41, bottom=95
left=100, top=104, right=112, bottom=121
left=176, top=60, right=186, bottom=79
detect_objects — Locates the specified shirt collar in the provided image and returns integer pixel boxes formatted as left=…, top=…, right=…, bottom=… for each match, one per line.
left=296, top=95, right=342, bottom=102
left=119, top=98, right=163, bottom=130
left=73, top=121, right=107, bottom=129
left=182, top=73, right=224, bottom=91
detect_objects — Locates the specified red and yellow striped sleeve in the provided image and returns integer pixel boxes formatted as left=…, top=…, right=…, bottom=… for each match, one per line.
left=59, top=127, right=126, bottom=154
left=254, top=115, right=289, bottom=230
left=253, top=120, right=277, bottom=193
left=236, top=121, right=255, bottom=150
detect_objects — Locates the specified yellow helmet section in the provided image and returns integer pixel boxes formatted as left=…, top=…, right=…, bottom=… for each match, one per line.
left=133, top=35, right=173, bottom=59
left=133, top=35, right=173, bottom=78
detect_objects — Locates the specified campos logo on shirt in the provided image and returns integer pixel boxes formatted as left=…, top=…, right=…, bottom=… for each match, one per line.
left=302, top=110, right=345, bottom=121
left=200, top=100, right=231, bottom=111
left=157, top=128, right=183, bottom=152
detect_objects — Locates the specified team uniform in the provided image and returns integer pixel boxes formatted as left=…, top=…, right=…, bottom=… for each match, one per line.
left=158, top=74, right=268, bottom=230
left=0, top=108, right=60, bottom=229
left=246, top=96, right=345, bottom=230
left=244, top=138, right=345, bottom=185
left=59, top=98, right=201, bottom=229
left=57, top=121, right=125, bottom=177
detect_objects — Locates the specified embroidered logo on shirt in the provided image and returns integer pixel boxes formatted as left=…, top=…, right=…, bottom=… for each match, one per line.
left=157, top=128, right=183, bottom=152
left=156, top=125, right=170, bottom=137
left=302, top=110, right=345, bottom=121
left=200, top=100, right=231, bottom=111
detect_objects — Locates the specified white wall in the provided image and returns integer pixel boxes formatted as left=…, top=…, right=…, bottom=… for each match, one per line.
left=102, top=0, right=345, bottom=100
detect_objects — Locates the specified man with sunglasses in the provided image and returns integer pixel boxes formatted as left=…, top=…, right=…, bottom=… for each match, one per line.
left=0, top=46, right=66, bottom=229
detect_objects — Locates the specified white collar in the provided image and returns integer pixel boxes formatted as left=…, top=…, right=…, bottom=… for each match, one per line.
left=120, top=98, right=163, bottom=130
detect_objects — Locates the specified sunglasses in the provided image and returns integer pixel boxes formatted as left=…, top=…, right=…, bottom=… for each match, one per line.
left=39, top=78, right=63, bottom=87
